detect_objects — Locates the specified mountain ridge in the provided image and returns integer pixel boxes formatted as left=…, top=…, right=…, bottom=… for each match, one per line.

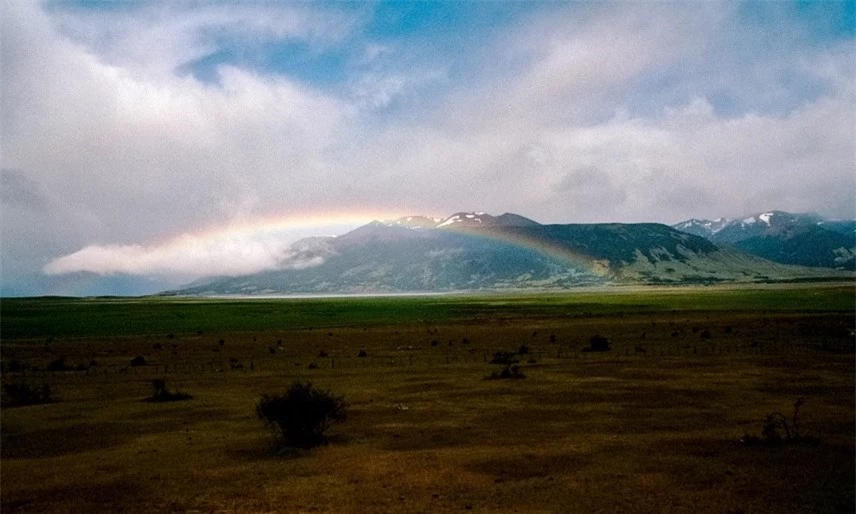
left=672, top=210, right=855, bottom=269
left=162, top=211, right=851, bottom=296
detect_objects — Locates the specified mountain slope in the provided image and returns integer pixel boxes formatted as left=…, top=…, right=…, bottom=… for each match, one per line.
left=165, top=213, right=847, bottom=295
left=672, top=211, right=855, bottom=269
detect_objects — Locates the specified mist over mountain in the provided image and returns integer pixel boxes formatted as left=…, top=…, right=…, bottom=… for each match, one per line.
left=165, top=211, right=849, bottom=296
left=673, top=211, right=856, bottom=269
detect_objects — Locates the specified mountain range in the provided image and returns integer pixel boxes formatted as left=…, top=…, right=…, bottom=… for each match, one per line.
left=672, top=210, right=855, bottom=269
left=166, top=211, right=853, bottom=296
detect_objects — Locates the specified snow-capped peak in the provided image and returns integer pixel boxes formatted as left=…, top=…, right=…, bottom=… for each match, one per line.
left=437, top=212, right=492, bottom=228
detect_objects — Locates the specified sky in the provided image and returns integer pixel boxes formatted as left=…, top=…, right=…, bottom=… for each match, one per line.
left=1, top=0, right=854, bottom=296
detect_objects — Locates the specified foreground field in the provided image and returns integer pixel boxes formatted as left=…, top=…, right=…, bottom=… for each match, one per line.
left=2, top=285, right=854, bottom=513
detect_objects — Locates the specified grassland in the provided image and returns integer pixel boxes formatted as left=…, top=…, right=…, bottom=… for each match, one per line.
left=1, top=284, right=854, bottom=513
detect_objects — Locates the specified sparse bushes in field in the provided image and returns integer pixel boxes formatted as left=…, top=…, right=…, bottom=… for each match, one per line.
left=256, top=381, right=347, bottom=449
left=583, top=335, right=611, bottom=352
left=2, top=382, right=54, bottom=406
left=741, top=397, right=818, bottom=447
left=130, top=356, right=147, bottom=367
left=487, top=364, right=526, bottom=380
left=144, top=379, right=192, bottom=402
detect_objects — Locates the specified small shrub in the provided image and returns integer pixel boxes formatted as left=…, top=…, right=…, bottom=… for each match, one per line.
left=318, top=350, right=329, bottom=358
left=489, top=351, right=519, bottom=365
left=5, top=360, right=26, bottom=373
left=256, top=382, right=347, bottom=449
left=153, top=343, right=163, bottom=350
left=431, top=340, right=439, bottom=347
left=130, top=356, right=147, bottom=367
left=357, top=349, right=368, bottom=358
left=47, top=356, right=72, bottom=372
left=144, top=379, right=192, bottom=402
left=488, top=364, right=526, bottom=380
left=700, top=329, right=712, bottom=340
left=307, top=362, right=319, bottom=370
left=3, top=382, right=54, bottom=406
left=741, top=397, right=819, bottom=447
left=517, top=344, right=530, bottom=355
left=583, top=335, right=611, bottom=352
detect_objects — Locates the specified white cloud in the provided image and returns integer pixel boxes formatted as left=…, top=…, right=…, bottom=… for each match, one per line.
left=2, top=0, right=854, bottom=291
left=43, top=230, right=328, bottom=278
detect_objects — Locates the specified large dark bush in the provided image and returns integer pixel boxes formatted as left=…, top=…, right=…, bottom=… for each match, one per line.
left=256, top=381, right=347, bottom=449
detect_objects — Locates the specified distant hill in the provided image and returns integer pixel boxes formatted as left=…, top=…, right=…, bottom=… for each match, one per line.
left=164, top=212, right=848, bottom=296
left=673, top=211, right=855, bottom=269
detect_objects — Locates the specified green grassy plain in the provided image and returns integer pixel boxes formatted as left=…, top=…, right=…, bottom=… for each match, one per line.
left=2, top=284, right=854, bottom=513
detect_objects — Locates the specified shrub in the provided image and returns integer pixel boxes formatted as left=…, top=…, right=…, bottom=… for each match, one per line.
left=3, top=382, right=54, bottom=406
left=357, top=349, right=368, bottom=358
left=583, top=335, right=611, bottom=352
left=144, top=379, right=192, bottom=403
left=318, top=350, right=328, bottom=358
left=130, top=356, right=147, bottom=367
left=46, top=356, right=72, bottom=372
left=5, top=360, right=26, bottom=373
left=517, top=344, right=530, bottom=355
left=256, top=382, right=347, bottom=449
left=488, top=364, right=526, bottom=380
left=741, top=397, right=818, bottom=447
left=489, top=351, right=519, bottom=365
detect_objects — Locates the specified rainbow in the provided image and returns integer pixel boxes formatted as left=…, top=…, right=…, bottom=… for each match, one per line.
left=184, top=211, right=610, bottom=277
left=44, top=208, right=609, bottom=279
left=437, top=224, right=610, bottom=277
left=181, top=208, right=409, bottom=243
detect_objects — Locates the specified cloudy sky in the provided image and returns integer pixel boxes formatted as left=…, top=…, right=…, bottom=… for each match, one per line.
left=1, top=0, right=854, bottom=296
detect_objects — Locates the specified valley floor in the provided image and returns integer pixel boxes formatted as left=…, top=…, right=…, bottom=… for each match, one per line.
left=1, top=285, right=854, bottom=513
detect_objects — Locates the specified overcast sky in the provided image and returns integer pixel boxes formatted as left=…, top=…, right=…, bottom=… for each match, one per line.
left=1, top=0, right=854, bottom=296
